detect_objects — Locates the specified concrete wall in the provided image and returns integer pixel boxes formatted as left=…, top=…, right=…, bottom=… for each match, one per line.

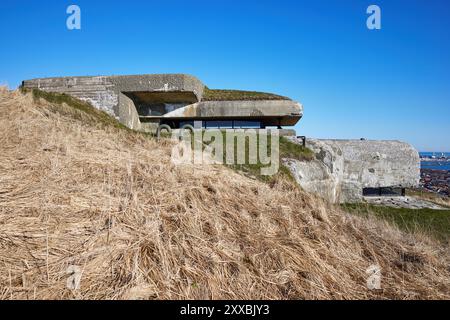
left=110, top=74, right=204, bottom=101
left=22, top=74, right=302, bottom=132
left=22, top=74, right=205, bottom=128
left=22, top=76, right=118, bottom=117
left=284, top=138, right=420, bottom=203
left=118, top=92, right=141, bottom=130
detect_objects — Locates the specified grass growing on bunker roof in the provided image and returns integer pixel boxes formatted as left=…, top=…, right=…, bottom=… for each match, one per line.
left=202, top=87, right=291, bottom=101
left=20, top=87, right=131, bottom=131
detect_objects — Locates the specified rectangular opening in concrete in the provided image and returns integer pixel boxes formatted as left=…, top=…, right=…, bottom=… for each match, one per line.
left=203, top=120, right=262, bottom=129
left=363, top=187, right=406, bottom=197
left=123, top=91, right=197, bottom=117
left=205, top=121, right=233, bottom=129
left=159, top=119, right=264, bottom=130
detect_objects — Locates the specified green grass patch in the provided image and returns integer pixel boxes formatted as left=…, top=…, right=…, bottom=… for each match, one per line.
left=228, top=136, right=313, bottom=183
left=185, top=130, right=312, bottom=183
left=279, top=136, right=314, bottom=161
left=202, top=87, right=290, bottom=101
left=343, top=203, right=450, bottom=243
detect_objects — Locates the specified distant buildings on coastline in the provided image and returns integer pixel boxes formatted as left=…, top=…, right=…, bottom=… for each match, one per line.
left=420, top=152, right=450, bottom=161
left=419, top=153, right=449, bottom=197
left=420, top=152, right=450, bottom=173
left=420, top=169, right=450, bottom=197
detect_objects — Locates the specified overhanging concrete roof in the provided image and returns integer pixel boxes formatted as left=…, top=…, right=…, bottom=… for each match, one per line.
left=110, top=74, right=204, bottom=101
left=160, top=100, right=303, bottom=126
left=22, top=73, right=304, bottom=128
left=23, top=74, right=205, bottom=102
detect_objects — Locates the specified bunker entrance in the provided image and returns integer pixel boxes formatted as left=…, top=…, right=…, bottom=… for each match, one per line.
left=123, top=91, right=198, bottom=117
left=363, top=187, right=405, bottom=197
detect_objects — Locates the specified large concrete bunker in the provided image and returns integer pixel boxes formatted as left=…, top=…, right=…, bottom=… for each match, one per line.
left=22, top=73, right=420, bottom=203
left=22, top=74, right=303, bottom=134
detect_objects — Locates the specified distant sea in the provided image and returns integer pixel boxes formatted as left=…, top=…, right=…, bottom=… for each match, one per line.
left=419, top=152, right=450, bottom=171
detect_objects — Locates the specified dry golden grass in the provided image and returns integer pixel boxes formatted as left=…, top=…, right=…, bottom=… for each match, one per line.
left=0, top=88, right=448, bottom=300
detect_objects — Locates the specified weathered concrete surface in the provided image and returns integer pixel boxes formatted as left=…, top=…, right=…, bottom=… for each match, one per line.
left=22, top=74, right=204, bottom=128
left=284, top=138, right=420, bottom=203
left=162, top=100, right=303, bottom=126
left=117, top=92, right=142, bottom=130
left=22, top=74, right=302, bottom=132
left=110, top=74, right=204, bottom=101
left=22, top=76, right=118, bottom=116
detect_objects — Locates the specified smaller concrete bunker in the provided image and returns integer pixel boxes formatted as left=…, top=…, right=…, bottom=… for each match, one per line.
left=284, top=138, right=420, bottom=203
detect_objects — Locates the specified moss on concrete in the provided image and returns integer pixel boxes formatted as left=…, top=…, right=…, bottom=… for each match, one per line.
left=21, top=88, right=130, bottom=131
left=202, top=87, right=290, bottom=101
left=279, top=137, right=314, bottom=161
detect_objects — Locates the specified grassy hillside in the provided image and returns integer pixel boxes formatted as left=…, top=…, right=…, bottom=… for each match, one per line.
left=0, top=87, right=448, bottom=300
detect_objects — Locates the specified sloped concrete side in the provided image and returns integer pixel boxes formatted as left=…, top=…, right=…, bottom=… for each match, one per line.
left=285, top=138, right=420, bottom=203
left=109, top=74, right=204, bottom=101
left=22, top=76, right=118, bottom=117
left=118, top=92, right=141, bottom=130
left=283, top=158, right=342, bottom=203
left=22, top=74, right=205, bottom=127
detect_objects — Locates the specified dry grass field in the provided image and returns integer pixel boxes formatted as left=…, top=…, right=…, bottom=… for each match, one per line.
left=0, top=88, right=448, bottom=299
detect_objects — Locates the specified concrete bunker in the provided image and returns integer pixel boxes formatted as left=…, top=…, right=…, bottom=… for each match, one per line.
left=22, top=74, right=303, bottom=135
left=284, top=138, right=420, bottom=203
left=21, top=73, right=421, bottom=204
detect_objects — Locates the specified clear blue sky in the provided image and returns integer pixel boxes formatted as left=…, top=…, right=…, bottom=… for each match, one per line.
left=1, top=0, right=449, bottom=151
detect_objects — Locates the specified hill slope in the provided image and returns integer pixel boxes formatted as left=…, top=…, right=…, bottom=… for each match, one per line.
left=0, top=88, right=448, bottom=299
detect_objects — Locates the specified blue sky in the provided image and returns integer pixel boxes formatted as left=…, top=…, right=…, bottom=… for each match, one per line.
left=1, top=0, right=449, bottom=151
